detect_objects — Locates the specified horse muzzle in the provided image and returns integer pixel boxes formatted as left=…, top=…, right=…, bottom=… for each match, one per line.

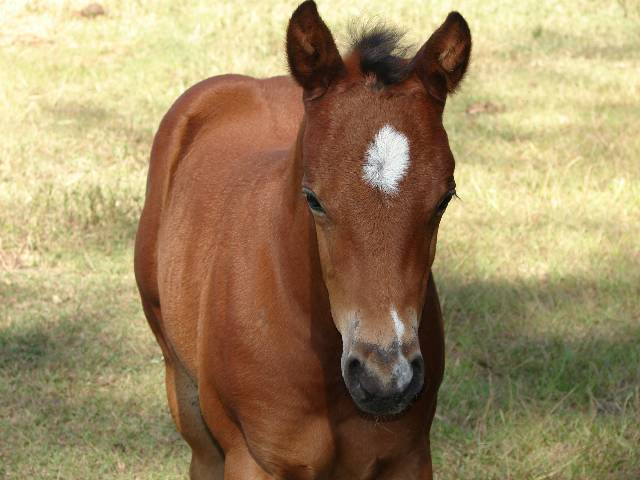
left=342, top=342, right=425, bottom=416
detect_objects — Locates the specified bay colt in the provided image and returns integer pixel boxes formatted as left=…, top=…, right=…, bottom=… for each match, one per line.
left=135, top=1, right=471, bottom=478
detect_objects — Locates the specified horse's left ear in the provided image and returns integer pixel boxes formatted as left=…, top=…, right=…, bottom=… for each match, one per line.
left=412, top=12, right=472, bottom=104
left=286, top=1, right=345, bottom=99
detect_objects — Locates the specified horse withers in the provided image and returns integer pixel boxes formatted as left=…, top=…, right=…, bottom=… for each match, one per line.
left=134, top=1, right=471, bottom=478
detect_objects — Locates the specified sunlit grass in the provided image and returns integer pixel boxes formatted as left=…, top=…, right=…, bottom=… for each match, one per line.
left=1, top=1, right=639, bottom=478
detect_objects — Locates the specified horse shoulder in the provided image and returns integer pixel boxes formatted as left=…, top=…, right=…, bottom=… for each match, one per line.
left=137, top=74, right=301, bottom=374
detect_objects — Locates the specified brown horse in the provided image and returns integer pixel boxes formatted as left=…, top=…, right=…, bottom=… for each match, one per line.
left=134, top=1, right=471, bottom=478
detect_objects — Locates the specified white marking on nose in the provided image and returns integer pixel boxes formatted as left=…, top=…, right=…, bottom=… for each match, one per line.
left=390, top=308, right=412, bottom=390
left=391, top=307, right=405, bottom=341
left=392, top=357, right=413, bottom=391
left=362, top=124, right=410, bottom=195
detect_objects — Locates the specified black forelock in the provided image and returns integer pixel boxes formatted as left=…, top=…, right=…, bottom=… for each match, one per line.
left=349, top=22, right=412, bottom=86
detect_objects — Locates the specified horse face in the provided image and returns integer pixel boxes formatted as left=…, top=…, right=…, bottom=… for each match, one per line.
left=302, top=89, right=456, bottom=416
left=287, top=1, right=470, bottom=416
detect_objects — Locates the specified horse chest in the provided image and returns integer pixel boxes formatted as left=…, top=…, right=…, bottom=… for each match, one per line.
left=201, top=300, right=431, bottom=478
left=229, top=392, right=427, bottom=479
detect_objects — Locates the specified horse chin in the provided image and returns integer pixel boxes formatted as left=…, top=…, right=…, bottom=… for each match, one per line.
left=346, top=374, right=426, bottom=418
left=353, top=396, right=413, bottom=418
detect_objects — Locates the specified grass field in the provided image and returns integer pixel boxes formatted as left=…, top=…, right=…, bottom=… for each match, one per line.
left=1, top=0, right=639, bottom=478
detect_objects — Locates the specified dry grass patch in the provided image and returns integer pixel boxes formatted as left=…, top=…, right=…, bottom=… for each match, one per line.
left=1, top=1, right=639, bottom=478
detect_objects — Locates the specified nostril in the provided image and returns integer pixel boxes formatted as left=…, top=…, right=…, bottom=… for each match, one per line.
left=346, top=355, right=370, bottom=400
left=409, top=355, right=425, bottom=394
left=347, top=356, right=360, bottom=371
left=410, top=356, right=424, bottom=377
left=346, top=355, right=383, bottom=398
left=346, top=356, right=363, bottom=382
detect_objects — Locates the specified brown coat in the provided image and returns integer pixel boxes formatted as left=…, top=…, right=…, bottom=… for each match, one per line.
left=135, top=2, right=471, bottom=478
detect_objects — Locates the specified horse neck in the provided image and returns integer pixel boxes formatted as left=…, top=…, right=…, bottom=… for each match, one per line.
left=278, top=119, right=341, bottom=353
left=285, top=116, right=306, bottom=190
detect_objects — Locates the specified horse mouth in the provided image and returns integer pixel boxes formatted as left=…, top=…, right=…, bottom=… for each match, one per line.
left=346, top=369, right=425, bottom=417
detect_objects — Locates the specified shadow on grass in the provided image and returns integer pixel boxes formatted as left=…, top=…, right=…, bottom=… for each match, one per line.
left=0, top=276, right=185, bottom=473
left=0, top=276, right=146, bottom=372
left=0, top=264, right=637, bottom=473
left=436, top=269, right=639, bottom=426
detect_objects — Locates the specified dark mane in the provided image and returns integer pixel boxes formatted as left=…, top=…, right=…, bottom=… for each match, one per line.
left=349, top=23, right=413, bottom=86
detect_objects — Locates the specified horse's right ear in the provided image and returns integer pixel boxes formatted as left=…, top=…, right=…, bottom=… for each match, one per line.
left=286, top=1, right=345, bottom=99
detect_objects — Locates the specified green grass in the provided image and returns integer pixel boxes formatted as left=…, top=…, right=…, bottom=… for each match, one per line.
left=1, top=0, right=639, bottom=478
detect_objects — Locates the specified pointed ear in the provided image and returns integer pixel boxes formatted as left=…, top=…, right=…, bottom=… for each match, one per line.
left=286, top=1, right=345, bottom=99
left=412, top=12, right=472, bottom=103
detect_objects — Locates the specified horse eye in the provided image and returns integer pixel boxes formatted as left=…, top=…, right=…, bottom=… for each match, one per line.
left=437, top=190, right=455, bottom=214
left=303, top=188, right=325, bottom=214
